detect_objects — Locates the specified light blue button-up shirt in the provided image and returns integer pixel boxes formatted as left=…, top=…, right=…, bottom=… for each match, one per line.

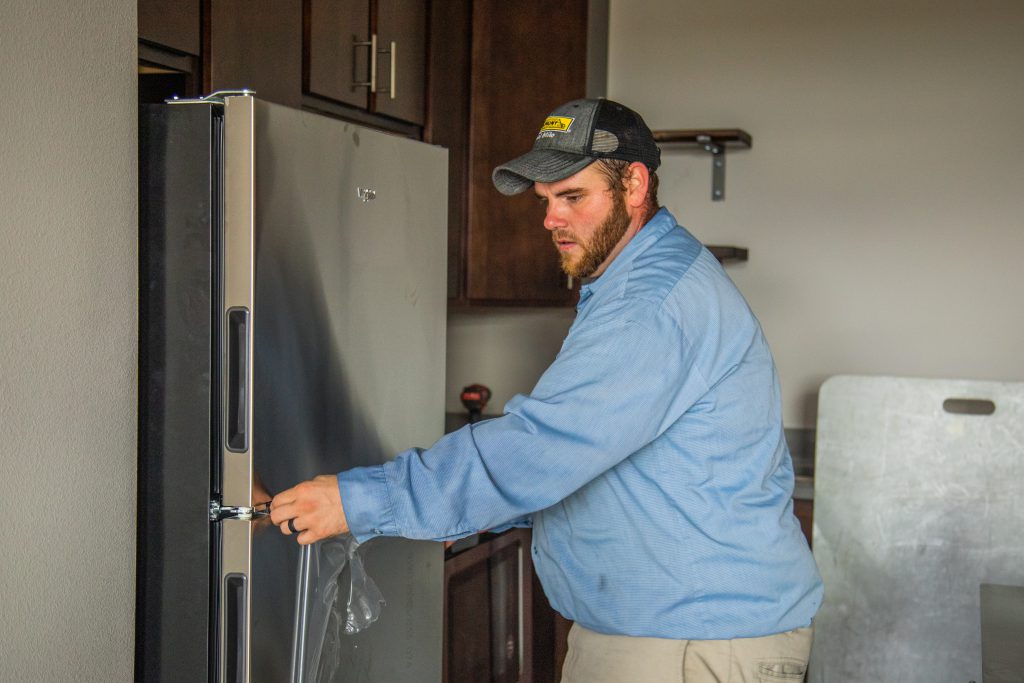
left=339, top=208, right=823, bottom=639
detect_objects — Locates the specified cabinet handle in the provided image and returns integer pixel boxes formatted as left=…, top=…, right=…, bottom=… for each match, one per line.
left=353, top=36, right=396, bottom=99
left=386, top=40, right=396, bottom=99
left=353, top=33, right=378, bottom=92
left=372, top=40, right=396, bottom=99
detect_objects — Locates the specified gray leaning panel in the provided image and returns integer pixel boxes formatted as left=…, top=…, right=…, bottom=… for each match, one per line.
left=248, top=99, right=447, bottom=682
left=810, top=375, right=1024, bottom=682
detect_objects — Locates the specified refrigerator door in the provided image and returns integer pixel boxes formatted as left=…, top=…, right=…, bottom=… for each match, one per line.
left=247, top=99, right=447, bottom=681
left=219, top=94, right=258, bottom=683
left=137, top=102, right=221, bottom=682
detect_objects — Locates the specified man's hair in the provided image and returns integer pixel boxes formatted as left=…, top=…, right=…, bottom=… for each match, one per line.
left=593, top=158, right=660, bottom=223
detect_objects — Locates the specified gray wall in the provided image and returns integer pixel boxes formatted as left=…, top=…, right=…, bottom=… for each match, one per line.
left=0, top=1, right=138, bottom=680
left=446, top=308, right=574, bottom=415
left=607, top=0, right=1024, bottom=427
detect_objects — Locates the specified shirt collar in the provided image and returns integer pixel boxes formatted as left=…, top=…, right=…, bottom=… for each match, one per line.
left=577, top=207, right=675, bottom=308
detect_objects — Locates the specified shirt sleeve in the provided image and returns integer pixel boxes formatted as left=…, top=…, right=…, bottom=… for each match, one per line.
left=338, top=304, right=710, bottom=543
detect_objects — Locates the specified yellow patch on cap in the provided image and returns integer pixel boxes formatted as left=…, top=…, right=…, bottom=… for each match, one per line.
left=540, top=116, right=574, bottom=133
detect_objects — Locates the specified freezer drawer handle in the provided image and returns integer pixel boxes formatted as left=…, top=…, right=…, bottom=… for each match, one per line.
left=226, top=308, right=250, bottom=452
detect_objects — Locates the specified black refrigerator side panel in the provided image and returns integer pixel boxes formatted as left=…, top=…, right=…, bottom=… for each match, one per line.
left=137, top=104, right=218, bottom=683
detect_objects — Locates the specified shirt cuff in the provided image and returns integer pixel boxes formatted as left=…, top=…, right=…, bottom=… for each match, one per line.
left=337, top=465, right=399, bottom=544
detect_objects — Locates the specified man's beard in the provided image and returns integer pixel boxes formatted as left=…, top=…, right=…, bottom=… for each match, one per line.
left=552, top=190, right=631, bottom=278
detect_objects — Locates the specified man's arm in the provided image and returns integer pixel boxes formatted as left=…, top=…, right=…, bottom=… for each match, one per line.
left=274, top=302, right=711, bottom=545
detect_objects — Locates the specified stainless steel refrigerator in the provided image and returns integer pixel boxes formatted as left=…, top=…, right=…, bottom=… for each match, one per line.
left=138, top=93, right=447, bottom=682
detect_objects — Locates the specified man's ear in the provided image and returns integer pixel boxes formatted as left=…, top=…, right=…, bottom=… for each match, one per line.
left=624, top=162, right=650, bottom=209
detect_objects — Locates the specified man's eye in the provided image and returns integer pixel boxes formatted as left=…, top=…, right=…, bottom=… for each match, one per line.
left=566, top=194, right=582, bottom=203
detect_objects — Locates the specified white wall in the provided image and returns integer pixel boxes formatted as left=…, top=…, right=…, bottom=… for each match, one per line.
left=446, top=308, right=575, bottom=414
left=0, top=1, right=138, bottom=679
left=605, top=0, right=1024, bottom=427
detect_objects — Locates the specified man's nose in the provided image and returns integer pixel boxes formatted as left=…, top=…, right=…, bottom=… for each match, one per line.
left=543, top=205, right=566, bottom=231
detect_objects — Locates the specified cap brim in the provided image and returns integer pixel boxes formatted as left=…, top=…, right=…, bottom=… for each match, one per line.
left=492, top=150, right=596, bottom=196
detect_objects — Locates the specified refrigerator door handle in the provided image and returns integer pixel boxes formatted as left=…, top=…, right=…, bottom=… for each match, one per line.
left=226, top=307, right=250, bottom=452
left=225, top=572, right=249, bottom=683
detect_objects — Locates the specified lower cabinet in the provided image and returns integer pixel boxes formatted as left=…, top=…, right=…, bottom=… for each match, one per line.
left=444, top=528, right=566, bottom=683
left=793, top=497, right=814, bottom=548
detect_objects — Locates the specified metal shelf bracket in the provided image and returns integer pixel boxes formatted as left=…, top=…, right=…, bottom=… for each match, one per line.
left=652, top=129, right=752, bottom=202
left=698, top=135, right=726, bottom=201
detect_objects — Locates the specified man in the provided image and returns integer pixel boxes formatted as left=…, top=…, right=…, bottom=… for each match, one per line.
left=271, top=98, right=823, bottom=681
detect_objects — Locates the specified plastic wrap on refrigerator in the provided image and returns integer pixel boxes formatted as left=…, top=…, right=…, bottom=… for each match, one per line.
left=290, top=535, right=385, bottom=683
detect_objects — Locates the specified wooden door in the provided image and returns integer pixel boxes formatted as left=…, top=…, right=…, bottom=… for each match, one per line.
left=304, top=0, right=372, bottom=109
left=374, top=0, right=427, bottom=125
left=209, top=0, right=303, bottom=108
left=466, top=0, right=588, bottom=305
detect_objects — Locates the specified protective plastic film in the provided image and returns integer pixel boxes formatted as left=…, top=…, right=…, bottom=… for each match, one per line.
left=290, top=535, right=385, bottom=683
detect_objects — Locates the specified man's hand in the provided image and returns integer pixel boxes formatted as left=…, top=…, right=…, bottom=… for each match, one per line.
left=251, top=471, right=274, bottom=531
left=270, top=474, right=349, bottom=545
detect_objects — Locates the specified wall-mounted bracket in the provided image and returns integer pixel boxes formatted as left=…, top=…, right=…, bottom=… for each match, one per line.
left=652, top=129, right=752, bottom=201
left=707, top=245, right=749, bottom=264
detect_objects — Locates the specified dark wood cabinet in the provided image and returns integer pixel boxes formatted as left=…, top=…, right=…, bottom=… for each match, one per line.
left=374, top=0, right=427, bottom=124
left=444, top=529, right=565, bottom=683
left=138, top=0, right=426, bottom=128
left=304, top=0, right=427, bottom=126
left=138, top=0, right=201, bottom=56
left=305, top=0, right=372, bottom=109
left=137, top=0, right=202, bottom=103
left=427, top=0, right=590, bottom=305
left=425, top=0, right=472, bottom=299
left=457, top=0, right=589, bottom=306
left=793, top=497, right=814, bottom=548
left=209, top=0, right=304, bottom=108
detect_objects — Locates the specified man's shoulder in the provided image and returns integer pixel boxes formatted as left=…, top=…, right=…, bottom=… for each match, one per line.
left=621, top=220, right=705, bottom=306
left=616, top=229, right=754, bottom=333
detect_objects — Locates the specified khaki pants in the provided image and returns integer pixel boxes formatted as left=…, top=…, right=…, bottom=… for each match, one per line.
left=560, top=623, right=813, bottom=683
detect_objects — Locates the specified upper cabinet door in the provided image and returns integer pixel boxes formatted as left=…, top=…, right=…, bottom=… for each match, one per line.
left=210, top=0, right=304, bottom=109
left=304, top=0, right=426, bottom=126
left=305, top=0, right=372, bottom=110
left=141, top=0, right=427, bottom=126
left=139, top=0, right=201, bottom=55
left=373, top=0, right=427, bottom=126
left=464, top=0, right=589, bottom=305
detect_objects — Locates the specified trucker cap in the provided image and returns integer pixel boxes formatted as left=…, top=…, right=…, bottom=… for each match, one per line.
left=492, top=98, right=661, bottom=196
